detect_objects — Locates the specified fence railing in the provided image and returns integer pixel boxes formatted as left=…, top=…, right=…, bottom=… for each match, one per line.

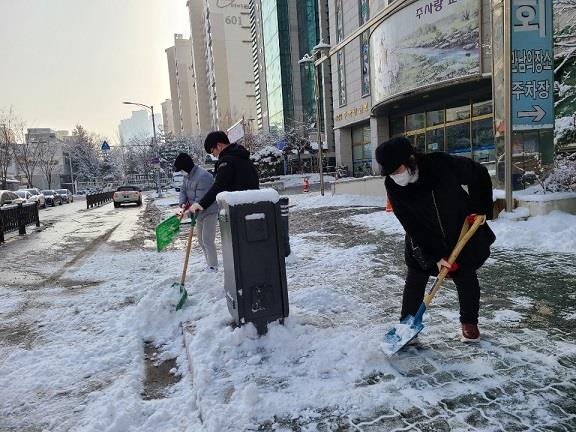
left=0, top=202, right=40, bottom=243
left=86, top=192, right=114, bottom=209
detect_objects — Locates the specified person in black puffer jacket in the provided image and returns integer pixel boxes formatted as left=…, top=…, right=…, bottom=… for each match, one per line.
left=189, top=131, right=259, bottom=214
left=375, top=137, right=496, bottom=342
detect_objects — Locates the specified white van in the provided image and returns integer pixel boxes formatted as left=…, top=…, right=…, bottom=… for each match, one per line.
left=172, top=172, right=185, bottom=192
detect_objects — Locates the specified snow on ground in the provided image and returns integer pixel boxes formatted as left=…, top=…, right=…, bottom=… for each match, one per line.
left=341, top=199, right=576, bottom=255
left=290, top=192, right=385, bottom=210
left=1, top=191, right=575, bottom=431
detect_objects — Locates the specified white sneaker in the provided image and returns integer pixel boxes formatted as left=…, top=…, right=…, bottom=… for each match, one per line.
left=204, top=266, right=218, bottom=273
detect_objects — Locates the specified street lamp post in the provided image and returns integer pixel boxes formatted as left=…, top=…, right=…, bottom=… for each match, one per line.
left=122, top=101, right=163, bottom=197
left=299, top=41, right=331, bottom=196
left=67, top=153, right=76, bottom=194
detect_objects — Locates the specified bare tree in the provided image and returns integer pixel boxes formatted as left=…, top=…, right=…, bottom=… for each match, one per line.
left=12, top=122, right=41, bottom=188
left=37, top=139, right=60, bottom=189
left=282, top=117, right=316, bottom=174
left=0, top=108, right=20, bottom=189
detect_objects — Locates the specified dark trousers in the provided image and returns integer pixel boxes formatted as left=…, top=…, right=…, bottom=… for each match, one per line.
left=400, top=266, right=481, bottom=325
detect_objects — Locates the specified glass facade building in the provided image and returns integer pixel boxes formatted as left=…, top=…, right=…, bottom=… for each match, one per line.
left=262, top=0, right=292, bottom=132
left=260, top=0, right=319, bottom=134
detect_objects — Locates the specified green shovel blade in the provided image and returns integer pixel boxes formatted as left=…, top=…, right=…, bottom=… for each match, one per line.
left=155, top=215, right=181, bottom=252
left=172, top=282, right=188, bottom=311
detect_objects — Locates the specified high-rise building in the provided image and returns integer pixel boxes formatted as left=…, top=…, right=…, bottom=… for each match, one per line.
left=165, top=34, right=200, bottom=137
left=249, top=0, right=269, bottom=132
left=161, top=99, right=175, bottom=136
left=118, top=110, right=160, bottom=145
left=187, top=0, right=257, bottom=132
left=249, top=0, right=334, bottom=163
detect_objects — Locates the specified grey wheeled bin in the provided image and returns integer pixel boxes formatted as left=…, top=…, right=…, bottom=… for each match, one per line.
left=217, top=189, right=289, bottom=335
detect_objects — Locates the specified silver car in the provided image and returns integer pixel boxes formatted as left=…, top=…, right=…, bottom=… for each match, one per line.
left=56, top=189, right=74, bottom=203
left=19, top=188, right=46, bottom=208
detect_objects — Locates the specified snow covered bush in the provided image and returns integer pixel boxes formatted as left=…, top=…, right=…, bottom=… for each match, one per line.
left=554, top=116, right=576, bottom=150
left=541, top=152, right=576, bottom=192
left=251, top=145, right=283, bottom=178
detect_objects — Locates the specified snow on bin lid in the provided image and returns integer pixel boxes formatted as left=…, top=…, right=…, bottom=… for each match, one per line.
left=217, top=188, right=280, bottom=206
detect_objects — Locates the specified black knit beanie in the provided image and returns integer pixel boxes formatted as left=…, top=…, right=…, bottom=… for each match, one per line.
left=375, top=137, right=414, bottom=176
left=173, top=153, right=195, bottom=173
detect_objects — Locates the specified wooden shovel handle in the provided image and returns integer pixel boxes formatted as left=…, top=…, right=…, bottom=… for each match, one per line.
left=180, top=223, right=194, bottom=286
left=424, top=215, right=485, bottom=307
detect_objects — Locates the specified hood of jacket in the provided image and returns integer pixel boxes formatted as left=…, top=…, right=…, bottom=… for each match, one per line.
left=219, top=143, right=251, bottom=160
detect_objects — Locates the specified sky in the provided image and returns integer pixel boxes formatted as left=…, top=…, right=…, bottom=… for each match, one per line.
left=0, top=0, right=190, bottom=142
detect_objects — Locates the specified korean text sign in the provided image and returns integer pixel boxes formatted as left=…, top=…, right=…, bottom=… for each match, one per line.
left=511, top=0, right=554, bottom=130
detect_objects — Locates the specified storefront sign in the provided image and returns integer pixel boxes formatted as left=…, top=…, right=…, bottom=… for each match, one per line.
left=335, top=103, right=369, bottom=122
left=370, top=0, right=480, bottom=104
left=511, top=0, right=554, bottom=130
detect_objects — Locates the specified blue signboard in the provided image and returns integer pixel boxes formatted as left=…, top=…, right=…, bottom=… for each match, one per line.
left=511, top=0, right=554, bottom=130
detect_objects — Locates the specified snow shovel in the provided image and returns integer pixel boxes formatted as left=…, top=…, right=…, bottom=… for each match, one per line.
left=155, top=205, right=190, bottom=252
left=381, top=215, right=485, bottom=356
left=173, top=213, right=197, bottom=311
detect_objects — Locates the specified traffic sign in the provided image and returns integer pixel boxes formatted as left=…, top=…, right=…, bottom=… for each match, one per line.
left=101, top=141, right=110, bottom=151
left=511, top=0, right=554, bottom=130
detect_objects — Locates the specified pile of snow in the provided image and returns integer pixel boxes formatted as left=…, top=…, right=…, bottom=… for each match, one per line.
left=217, top=188, right=279, bottom=206
left=489, top=210, right=576, bottom=254
left=346, top=209, right=576, bottom=255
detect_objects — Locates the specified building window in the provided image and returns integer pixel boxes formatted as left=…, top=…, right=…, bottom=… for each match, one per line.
left=336, top=0, right=347, bottom=106
left=358, top=0, right=369, bottom=25
left=446, top=123, right=471, bottom=158
left=389, top=116, right=405, bottom=137
left=360, top=31, right=370, bottom=97
left=426, top=128, right=444, bottom=153
left=472, top=117, right=494, bottom=162
left=406, top=113, right=425, bottom=131
left=352, top=125, right=372, bottom=177
left=398, top=99, right=495, bottom=162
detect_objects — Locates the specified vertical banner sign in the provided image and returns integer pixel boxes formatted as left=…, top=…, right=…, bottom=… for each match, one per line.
left=511, top=0, right=554, bottom=130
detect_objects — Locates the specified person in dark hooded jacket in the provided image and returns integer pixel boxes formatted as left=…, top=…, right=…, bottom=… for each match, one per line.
left=375, top=137, right=496, bottom=342
left=188, top=131, right=259, bottom=214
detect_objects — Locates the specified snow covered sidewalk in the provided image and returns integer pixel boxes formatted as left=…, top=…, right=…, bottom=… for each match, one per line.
left=180, top=193, right=576, bottom=431
left=1, top=192, right=575, bottom=431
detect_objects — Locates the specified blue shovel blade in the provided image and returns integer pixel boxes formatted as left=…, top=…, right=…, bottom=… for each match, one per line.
left=380, top=314, right=425, bottom=356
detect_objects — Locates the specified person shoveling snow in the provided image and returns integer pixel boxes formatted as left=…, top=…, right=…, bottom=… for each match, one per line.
left=375, top=137, right=496, bottom=353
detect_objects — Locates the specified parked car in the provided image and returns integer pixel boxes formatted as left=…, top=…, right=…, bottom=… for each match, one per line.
left=15, top=190, right=35, bottom=206
left=0, top=190, right=27, bottom=207
left=41, top=190, right=63, bottom=207
left=113, top=186, right=142, bottom=208
left=19, top=188, right=46, bottom=208
left=56, top=189, right=74, bottom=203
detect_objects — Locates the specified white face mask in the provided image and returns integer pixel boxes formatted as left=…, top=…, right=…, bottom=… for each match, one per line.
left=390, top=167, right=419, bottom=186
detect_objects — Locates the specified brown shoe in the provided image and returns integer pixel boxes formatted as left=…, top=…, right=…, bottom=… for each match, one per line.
left=461, top=323, right=480, bottom=342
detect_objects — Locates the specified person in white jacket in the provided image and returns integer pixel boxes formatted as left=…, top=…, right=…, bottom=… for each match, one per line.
left=173, top=153, right=219, bottom=272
